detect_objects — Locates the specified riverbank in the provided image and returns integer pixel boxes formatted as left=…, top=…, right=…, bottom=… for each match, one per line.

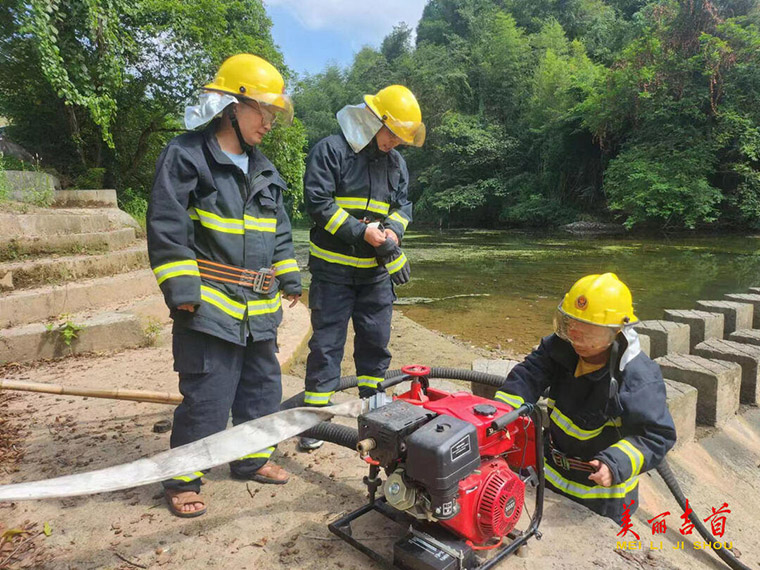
left=0, top=311, right=758, bottom=569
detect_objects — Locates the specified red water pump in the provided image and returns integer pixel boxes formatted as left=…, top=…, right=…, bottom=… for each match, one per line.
left=331, top=365, right=545, bottom=570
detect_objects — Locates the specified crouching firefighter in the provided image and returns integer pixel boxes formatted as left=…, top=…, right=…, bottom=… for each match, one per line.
left=147, top=54, right=302, bottom=517
left=299, top=85, right=424, bottom=450
left=494, top=273, right=676, bottom=523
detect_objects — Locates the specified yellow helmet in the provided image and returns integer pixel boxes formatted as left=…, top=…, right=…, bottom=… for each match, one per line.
left=558, top=273, right=638, bottom=327
left=204, top=53, right=294, bottom=124
left=364, top=85, right=425, bottom=147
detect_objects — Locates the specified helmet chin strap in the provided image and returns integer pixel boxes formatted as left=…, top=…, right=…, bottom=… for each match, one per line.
left=227, top=104, right=252, bottom=154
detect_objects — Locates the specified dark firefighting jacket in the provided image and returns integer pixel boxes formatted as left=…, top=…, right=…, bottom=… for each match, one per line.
left=147, top=122, right=301, bottom=346
left=304, top=134, right=412, bottom=284
left=495, top=330, right=676, bottom=522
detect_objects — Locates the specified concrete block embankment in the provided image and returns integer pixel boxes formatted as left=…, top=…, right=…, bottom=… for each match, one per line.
left=694, top=300, right=753, bottom=336
left=663, top=309, right=724, bottom=350
left=728, top=329, right=760, bottom=347
left=692, top=338, right=760, bottom=405
left=635, top=320, right=690, bottom=359
left=723, top=293, right=760, bottom=328
left=664, top=379, right=698, bottom=449
left=656, top=354, right=741, bottom=427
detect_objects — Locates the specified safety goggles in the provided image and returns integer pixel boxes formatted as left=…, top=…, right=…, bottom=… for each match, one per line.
left=240, top=99, right=280, bottom=126
left=553, top=310, right=620, bottom=352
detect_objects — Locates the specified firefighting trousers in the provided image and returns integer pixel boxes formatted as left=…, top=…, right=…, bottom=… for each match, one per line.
left=305, top=277, right=394, bottom=404
left=163, top=327, right=282, bottom=493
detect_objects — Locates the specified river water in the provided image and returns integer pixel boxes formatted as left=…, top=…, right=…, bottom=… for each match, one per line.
left=294, top=229, right=760, bottom=356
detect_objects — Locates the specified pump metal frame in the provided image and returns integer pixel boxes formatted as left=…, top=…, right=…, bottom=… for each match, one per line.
left=328, top=408, right=545, bottom=570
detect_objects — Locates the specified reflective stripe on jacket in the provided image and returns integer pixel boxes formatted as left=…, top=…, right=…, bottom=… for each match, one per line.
left=494, top=332, right=676, bottom=522
left=147, top=122, right=301, bottom=345
left=304, top=135, right=412, bottom=284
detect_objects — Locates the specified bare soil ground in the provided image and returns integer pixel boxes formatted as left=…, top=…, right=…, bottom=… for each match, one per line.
left=0, top=312, right=758, bottom=570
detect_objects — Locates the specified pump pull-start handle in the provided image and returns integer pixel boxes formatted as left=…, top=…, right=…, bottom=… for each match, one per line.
left=490, top=403, right=536, bottom=433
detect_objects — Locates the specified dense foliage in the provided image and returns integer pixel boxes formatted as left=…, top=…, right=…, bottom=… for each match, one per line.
left=0, top=0, right=306, bottom=217
left=294, top=0, right=760, bottom=229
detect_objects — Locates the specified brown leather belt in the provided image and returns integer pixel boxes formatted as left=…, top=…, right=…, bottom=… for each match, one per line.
left=197, top=259, right=275, bottom=294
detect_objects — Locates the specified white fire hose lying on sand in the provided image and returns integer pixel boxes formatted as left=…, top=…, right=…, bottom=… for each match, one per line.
left=0, top=399, right=369, bottom=501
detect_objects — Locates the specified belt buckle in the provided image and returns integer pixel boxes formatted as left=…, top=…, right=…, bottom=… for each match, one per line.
left=551, top=448, right=571, bottom=471
left=250, top=267, right=275, bottom=294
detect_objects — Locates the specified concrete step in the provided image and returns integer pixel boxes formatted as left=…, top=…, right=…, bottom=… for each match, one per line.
left=728, top=328, right=760, bottom=347
left=0, top=244, right=149, bottom=291
left=656, top=354, right=741, bottom=427
left=635, top=320, right=690, bottom=359
left=0, top=295, right=310, bottom=367
left=664, top=379, right=697, bottom=449
left=0, top=293, right=172, bottom=365
left=52, top=189, right=117, bottom=208
left=0, top=269, right=159, bottom=329
left=694, top=300, right=754, bottom=336
left=0, top=208, right=138, bottom=239
left=749, top=287, right=760, bottom=294
left=723, top=293, right=760, bottom=328
left=663, top=309, right=724, bottom=350
left=0, top=311, right=147, bottom=365
left=692, top=338, right=760, bottom=405
left=0, top=228, right=136, bottom=261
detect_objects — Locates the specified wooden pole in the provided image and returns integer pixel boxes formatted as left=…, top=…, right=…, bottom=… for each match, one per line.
left=0, top=379, right=182, bottom=405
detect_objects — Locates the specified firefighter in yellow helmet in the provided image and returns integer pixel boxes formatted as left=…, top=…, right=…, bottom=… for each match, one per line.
left=298, top=85, right=424, bottom=450
left=147, top=54, right=301, bottom=517
left=495, top=273, right=676, bottom=523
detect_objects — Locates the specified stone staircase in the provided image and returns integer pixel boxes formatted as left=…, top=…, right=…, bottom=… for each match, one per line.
left=472, top=285, right=760, bottom=450
left=0, top=190, right=169, bottom=364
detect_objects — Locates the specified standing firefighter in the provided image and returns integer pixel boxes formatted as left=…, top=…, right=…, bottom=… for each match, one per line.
left=495, top=273, right=676, bottom=523
left=299, top=86, right=424, bottom=450
left=147, top=54, right=301, bottom=517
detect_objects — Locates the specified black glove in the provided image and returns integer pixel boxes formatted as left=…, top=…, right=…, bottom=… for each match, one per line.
left=375, top=238, right=411, bottom=286
left=375, top=237, right=397, bottom=257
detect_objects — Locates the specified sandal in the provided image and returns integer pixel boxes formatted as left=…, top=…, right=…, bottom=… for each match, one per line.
left=247, top=462, right=290, bottom=485
left=165, top=489, right=207, bottom=518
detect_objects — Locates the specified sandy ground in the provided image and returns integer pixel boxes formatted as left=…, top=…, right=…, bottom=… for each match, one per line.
left=0, top=312, right=759, bottom=570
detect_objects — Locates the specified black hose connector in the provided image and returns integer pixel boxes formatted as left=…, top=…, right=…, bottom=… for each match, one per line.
left=657, top=460, right=749, bottom=570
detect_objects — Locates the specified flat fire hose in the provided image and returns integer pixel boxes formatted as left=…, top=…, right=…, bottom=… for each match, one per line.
left=0, top=401, right=364, bottom=502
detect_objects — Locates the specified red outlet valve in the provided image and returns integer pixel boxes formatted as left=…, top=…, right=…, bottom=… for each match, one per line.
left=401, top=365, right=431, bottom=377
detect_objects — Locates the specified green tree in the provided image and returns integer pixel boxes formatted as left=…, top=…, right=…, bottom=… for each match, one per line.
left=0, top=0, right=306, bottom=215
left=289, top=0, right=760, bottom=229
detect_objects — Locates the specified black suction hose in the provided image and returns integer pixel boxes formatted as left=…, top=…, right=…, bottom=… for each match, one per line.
left=299, top=422, right=359, bottom=449
left=657, top=460, right=749, bottom=570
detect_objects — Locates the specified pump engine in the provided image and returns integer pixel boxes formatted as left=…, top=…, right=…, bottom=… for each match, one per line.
left=356, top=375, right=538, bottom=545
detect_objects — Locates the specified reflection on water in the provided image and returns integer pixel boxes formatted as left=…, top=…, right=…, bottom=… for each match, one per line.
left=395, top=231, right=760, bottom=355
left=292, top=228, right=760, bottom=356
